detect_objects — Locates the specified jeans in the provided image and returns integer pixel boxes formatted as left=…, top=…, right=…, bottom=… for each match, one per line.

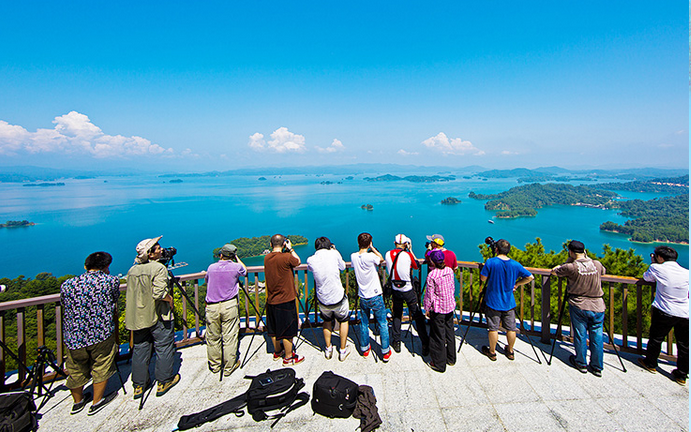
left=392, top=289, right=429, bottom=348
left=570, top=305, right=604, bottom=371
left=205, top=297, right=240, bottom=373
left=644, top=307, right=689, bottom=375
left=359, top=295, right=390, bottom=354
left=132, top=319, right=176, bottom=386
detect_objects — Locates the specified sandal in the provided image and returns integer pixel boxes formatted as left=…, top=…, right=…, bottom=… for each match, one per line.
left=481, top=346, right=497, bottom=361
left=504, top=350, right=515, bottom=361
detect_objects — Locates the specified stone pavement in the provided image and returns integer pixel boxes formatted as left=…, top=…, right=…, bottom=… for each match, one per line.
left=35, top=324, right=688, bottom=431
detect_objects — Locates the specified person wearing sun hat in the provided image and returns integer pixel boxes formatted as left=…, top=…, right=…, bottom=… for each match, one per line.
left=125, top=236, right=180, bottom=399
left=424, top=234, right=458, bottom=270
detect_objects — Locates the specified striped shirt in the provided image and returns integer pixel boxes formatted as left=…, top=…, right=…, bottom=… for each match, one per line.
left=424, top=267, right=456, bottom=314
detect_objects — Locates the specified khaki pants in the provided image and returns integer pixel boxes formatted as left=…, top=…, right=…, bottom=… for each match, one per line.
left=205, top=297, right=240, bottom=373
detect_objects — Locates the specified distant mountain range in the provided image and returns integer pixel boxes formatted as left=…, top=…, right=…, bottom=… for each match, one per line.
left=0, top=164, right=687, bottom=183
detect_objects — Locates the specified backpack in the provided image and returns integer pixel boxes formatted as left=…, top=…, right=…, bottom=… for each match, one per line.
left=246, top=368, right=309, bottom=427
left=0, top=392, right=36, bottom=432
left=177, top=368, right=309, bottom=430
left=311, top=371, right=358, bottom=418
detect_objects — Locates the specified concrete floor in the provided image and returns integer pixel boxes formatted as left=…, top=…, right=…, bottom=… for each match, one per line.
left=35, top=323, right=688, bottom=432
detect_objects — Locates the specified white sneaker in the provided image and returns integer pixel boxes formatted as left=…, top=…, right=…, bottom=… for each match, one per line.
left=339, top=345, right=351, bottom=362
left=324, top=346, right=333, bottom=360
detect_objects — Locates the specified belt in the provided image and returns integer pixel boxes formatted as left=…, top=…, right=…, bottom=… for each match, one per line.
left=206, top=295, right=238, bottom=305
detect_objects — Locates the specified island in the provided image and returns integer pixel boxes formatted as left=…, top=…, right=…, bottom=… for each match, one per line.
left=169, top=179, right=183, bottom=183
left=361, top=204, right=374, bottom=211
left=0, top=220, right=35, bottom=228
left=468, top=183, right=618, bottom=218
left=600, top=194, right=688, bottom=244
left=22, top=182, right=65, bottom=187
left=441, top=197, right=462, bottom=205
left=212, top=235, right=309, bottom=259
left=363, top=174, right=455, bottom=183
left=258, top=177, right=267, bottom=181
left=597, top=175, right=689, bottom=194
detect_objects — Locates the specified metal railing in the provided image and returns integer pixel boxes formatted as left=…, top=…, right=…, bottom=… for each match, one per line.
left=0, top=260, right=677, bottom=389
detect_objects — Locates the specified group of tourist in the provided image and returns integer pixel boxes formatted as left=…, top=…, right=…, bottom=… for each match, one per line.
left=58, top=233, right=689, bottom=416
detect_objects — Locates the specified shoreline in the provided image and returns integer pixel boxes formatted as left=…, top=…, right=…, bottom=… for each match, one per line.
left=601, top=229, right=688, bottom=246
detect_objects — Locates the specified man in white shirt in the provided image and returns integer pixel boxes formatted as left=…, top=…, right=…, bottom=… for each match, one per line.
left=351, top=232, right=391, bottom=362
left=385, top=234, right=429, bottom=355
left=306, top=237, right=351, bottom=361
left=638, top=246, right=689, bottom=385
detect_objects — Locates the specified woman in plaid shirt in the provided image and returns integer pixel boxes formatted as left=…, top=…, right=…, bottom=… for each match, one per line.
left=423, top=249, right=457, bottom=372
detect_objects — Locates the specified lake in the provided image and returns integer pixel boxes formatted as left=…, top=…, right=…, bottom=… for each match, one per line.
left=0, top=173, right=687, bottom=280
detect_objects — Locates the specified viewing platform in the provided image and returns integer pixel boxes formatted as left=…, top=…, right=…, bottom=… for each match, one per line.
left=0, top=261, right=687, bottom=431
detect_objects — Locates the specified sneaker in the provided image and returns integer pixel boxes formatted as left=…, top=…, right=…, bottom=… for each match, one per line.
left=392, top=340, right=401, bottom=353
left=588, top=365, right=602, bottom=378
left=362, top=346, right=371, bottom=358
left=569, top=355, right=587, bottom=374
left=447, top=361, right=456, bottom=367
left=324, top=346, right=334, bottom=360
left=382, top=350, right=392, bottom=362
left=156, top=373, right=181, bottom=397
left=70, top=393, right=91, bottom=415
left=133, top=381, right=150, bottom=400
left=273, top=350, right=285, bottom=361
left=87, top=392, right=118, bottom=416
left=637, top=357, right=657, bottom=374
left=427, top=361, right=444, bottom=373
left=224, top=359, right=241, bottom=377
left=282, top=353, right=305, bottom=366
left=339, top=346, right=351, bottom=362
left=671, top=369, right=687, bottom=386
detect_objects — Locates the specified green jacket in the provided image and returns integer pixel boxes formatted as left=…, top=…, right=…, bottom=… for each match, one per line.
left=125, top=261, right=173, bottom=330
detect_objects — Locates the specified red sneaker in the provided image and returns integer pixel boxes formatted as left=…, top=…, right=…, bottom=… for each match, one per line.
left=282, top=353, right=305, bottom=366
left=382, top=350, right=392, bottom=362
left=362, top=346, right=371, bottom=358
left=273, top=350, right=285, bottom=361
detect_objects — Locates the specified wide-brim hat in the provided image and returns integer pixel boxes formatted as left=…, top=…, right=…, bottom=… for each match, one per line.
left=136, top=236, right=162, bottom=258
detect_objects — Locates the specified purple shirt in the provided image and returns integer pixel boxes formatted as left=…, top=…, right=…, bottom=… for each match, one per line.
left=424, top=267, right=456, bottom=314
left=205, top=260, right=247, bottom=303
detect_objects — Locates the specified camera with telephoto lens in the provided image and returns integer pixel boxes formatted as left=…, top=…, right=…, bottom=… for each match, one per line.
left=425, top=241, right=432, bottom=250
left=485, top=237, right=497, bottom=255
left=158, top=247, right=177, bottom=266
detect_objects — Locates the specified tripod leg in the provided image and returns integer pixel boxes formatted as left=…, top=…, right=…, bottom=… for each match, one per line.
left=349, top=297, right=361, bottom=348
left=114, top=359, right=127, bottom=395
left=295, top=296, right=321, bottom=352
left=458, top=284, right=487, bottom=353
left=547, top=294, right=569, bottom=366
left=219, top=338, right=224, bottom=382
left=516, top=313, right=543, bottom=365
left=603, top=318, right=627, bottom=373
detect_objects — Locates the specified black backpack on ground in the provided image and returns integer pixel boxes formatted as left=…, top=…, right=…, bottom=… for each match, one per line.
left=0, top=391, right=36, bottom=432
left=177, top=368, right=309, bottom=430
left=311, top=371, right=359, bottom=418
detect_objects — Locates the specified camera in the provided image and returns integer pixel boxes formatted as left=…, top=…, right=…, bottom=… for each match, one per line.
left=485, top=237, right=497, bottom=255
left=158, top=247, right=177, bottom=266
left=425, top=241, right=432, bottom=250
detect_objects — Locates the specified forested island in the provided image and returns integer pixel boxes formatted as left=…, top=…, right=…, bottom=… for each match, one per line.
left=441, top=197, right=462, bottom=205
left=0, top=220, right=35, bottom=228
left=212, top=235, right=309, bottom=259
left=597, top=175, right=689, bottom=194
left=469, top=183, right=618, bottom=218
left=600, top=194, right=689, bottom=244
left=363, top=174, right=454, bottom=183
left=361, top=204, right=374, bottom=211
left=22, top=182, right=65, bottom=187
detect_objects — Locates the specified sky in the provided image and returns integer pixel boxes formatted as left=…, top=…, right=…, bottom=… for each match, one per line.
left=0, top=2, right=688, bottom=172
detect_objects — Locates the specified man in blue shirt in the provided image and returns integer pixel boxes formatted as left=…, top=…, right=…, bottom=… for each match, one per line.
left=479, top=239, right=534, bottom=361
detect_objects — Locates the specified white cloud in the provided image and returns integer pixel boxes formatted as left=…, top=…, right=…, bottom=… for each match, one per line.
left=501, top=150, right=519, bottom=155
left=0, top=111, right=172, bottom=158
left=248, top=132, right=266, bottom=150
left=249, top=127, right=307, bottom=153
left=397, top=149, right=419, bottom=156
left=421, top=132, right=484, bottom=156
left=316, top=139, right=345, bottom=154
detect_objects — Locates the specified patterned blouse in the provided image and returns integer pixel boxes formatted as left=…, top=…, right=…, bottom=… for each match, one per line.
left=423, top=267, right=456, bottom=314
left=60, top=271, right=121, bottom=350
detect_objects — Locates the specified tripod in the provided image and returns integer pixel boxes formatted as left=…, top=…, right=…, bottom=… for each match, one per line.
left=167, top=262, right=206, bottom=328
left=458, top=281, right=487, bottom=352
left=293, top=282, right=322, bottom=352
left=25, top=346, right=67, bottom=410
left=239, top=282, right=268, bottom=368
left=547, top=292, right=626, bottom=372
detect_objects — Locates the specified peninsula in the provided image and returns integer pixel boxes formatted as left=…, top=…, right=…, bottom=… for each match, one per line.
left=600, top=194, right=688, bottom=244
left=212, top=235, right=309, bottom=259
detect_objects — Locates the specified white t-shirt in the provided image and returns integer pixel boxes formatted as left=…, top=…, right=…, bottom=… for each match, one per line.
left=644, top=261, right=689, bottom=318
left=306, top=249, right=346, bottom=305
left=351, top=251, right=383, bottom=299
left=385, top=249, right=417, bottom=292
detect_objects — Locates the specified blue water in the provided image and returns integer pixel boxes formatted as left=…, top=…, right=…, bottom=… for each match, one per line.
left=0, top=174, right=687, bottom=279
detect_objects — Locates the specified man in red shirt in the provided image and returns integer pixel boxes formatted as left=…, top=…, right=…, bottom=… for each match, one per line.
left=264, top=234, right=304, bottom=366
